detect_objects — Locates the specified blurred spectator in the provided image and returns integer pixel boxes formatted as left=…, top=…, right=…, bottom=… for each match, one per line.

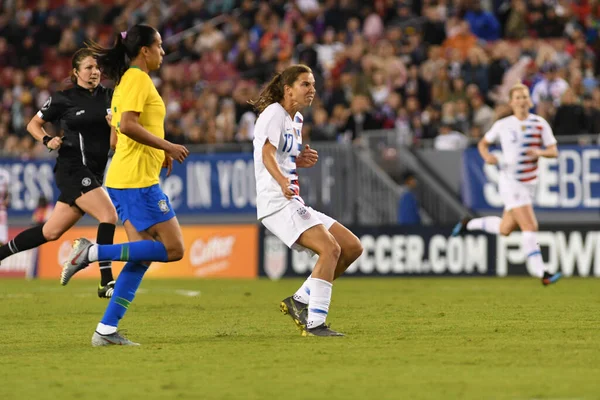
left=464, top=1, right=501, bottom=42
left=434, top=122, right=469, bottom=150
left=422, top=102, right=442, bottom=139
left=368, top=69, right=390, bottom=107
left=58, top=29, right=78, bottom=56
left=505, top=0, right=528, bottom=39
left=195, top=22, right=225, bottom=53
left=535, top=7, right=565, bottom=38
left=36, top=14, right=63, bottom=48
left=471, top=94, right=495, bottom=132
left=215, top=98, right=236, bottom=143
left=443, top=20, right=478, bottom=59
left=295, top=31, right=320, bottom=73
left=316, top=27, right=344, bottom=74
left=397, top=171, right=421, bottom=225
left=342, top=95, right=382, bottom=142
left=553, top=88, right=586, bottom=135
left=582, top=93, right=600, bottom=134
left=31, top=196, right=53, bottom=225
left=422, top=6, right=446, bottom=45
left=310, top=107, right=336, bottom=141
left=463, top=47, right=490, bottom=94
left=531, top=62, right=569, bottom=107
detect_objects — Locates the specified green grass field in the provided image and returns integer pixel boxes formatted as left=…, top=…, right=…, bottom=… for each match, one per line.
left=0, top=277, right=598, bottom=400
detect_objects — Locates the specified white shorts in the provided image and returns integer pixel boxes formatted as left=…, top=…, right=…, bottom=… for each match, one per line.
left=499, top=173, right=536, bottom=211
left=261, top=200, right=337, bottom=253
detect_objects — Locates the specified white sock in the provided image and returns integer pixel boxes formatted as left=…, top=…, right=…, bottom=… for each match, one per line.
left=88, top=244, right=98, bottom=262
left=96, top=322, right=117, bottom=335
left=293, top=275, right=311, bottom=304
left=522, top=231, right=545, bottom=278
left=466, top=216, right=501, bottom=234
left=306, top=278, right=332, bottom=329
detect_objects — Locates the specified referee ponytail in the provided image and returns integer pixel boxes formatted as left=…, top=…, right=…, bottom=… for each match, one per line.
left=250, top=64, right=313, bottom=114
left=87, top=24, right=158, bottom=84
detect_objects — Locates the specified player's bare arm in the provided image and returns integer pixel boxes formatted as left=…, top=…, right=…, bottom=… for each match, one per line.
left=120, top=111, right=189, bottom=162
left=477, top=138, right=498, bottom=165
left=262, top=140, right=294, bottom=200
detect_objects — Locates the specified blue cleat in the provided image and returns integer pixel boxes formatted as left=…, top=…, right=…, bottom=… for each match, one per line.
left=451, top=217, right=471, bottom=237
left=542, top=272, right=562, bottom=286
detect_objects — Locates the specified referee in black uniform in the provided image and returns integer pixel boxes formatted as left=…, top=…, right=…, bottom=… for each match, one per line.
left=0, top=48, right=118, bottom=298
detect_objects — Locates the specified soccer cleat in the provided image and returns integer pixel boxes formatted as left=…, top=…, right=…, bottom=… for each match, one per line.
left=302, top=323, right=345, bottom=337
left=451, top=217, right=472, bottom=237
left=61, top=238, right=93, bottom=286
left=280, top=296, right=308, bottom=331
left=98, top=281, right=115, bottom=298
left=91, top=330, right=140, bottom=347
left=542, top=272, right=562, bottom=286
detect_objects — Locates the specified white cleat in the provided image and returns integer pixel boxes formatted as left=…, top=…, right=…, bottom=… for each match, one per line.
left=61, top=238, right=93, bottom=286
left=91, top=331, right=140, bottom=347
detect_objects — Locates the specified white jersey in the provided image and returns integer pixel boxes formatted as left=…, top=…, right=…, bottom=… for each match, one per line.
left=484, top=113, right=557, bottom=184
left=253, top=103, right=304, bottom=220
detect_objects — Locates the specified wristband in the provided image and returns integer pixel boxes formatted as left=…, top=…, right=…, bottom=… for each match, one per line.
left=42, top=136, right=52, bottom=147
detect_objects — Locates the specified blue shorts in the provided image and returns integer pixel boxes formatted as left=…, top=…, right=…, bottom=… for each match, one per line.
left=107, top=184, right=176, bottom=232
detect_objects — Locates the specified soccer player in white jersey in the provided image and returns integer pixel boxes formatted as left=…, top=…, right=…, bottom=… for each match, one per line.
left=0, top=168, right=9, bottom=245
left=251, top=64, right=363, bottom=336
left=452, top=83, right=562, bottom=286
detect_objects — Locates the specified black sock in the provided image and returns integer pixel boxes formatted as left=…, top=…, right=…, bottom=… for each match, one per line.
left=97, top=223, right=116, bottom=285
left=0, top=224, right=47, bottom=261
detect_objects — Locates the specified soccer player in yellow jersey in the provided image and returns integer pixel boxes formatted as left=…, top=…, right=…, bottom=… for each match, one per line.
left=62, top=25, right=190, bottom=346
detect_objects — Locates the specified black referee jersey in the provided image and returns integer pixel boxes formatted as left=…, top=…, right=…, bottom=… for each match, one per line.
left=38, top=83, right=113, bottom=177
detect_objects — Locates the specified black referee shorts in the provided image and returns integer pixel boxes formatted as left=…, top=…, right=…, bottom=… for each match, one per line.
left=54, top=164, right=103, bottom=206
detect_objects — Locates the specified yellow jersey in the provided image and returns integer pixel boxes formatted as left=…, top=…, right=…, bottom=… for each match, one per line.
left=106, top=67, right=166, bottom=188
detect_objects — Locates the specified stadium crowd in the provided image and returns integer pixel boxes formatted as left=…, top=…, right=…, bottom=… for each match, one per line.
left=1, top=0, right=600, bottom=159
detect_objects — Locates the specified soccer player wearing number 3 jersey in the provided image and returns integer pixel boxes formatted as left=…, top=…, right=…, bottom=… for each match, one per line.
left=452, top=83, right=562, bottom=286
left=251, top=65, right=363, bottom=337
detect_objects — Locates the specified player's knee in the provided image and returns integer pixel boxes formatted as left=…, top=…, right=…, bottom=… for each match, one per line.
left=106, top=209, right=118, bottom=225
left=99, top=209, right=118, bottom=225
left=346, top=238, right=363, bottom=263
left=42, top=226, right=63, bottom=242
left=167, top=241, right=185, bottom=261
left=325, top=238, right=341, bottom=262
left=499, top=226, right=512, bottom=236
left=527, top=221, right=539, bottom=232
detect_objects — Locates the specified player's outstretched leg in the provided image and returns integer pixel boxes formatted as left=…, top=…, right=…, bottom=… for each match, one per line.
left=62, top=237, right=171, bottom=285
